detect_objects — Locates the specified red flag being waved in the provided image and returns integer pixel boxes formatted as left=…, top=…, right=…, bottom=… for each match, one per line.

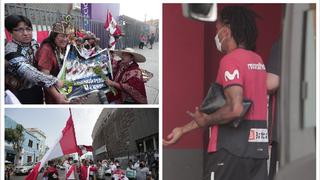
left=104, top=10, right=122, bottom=36
left=25, top=112, right=81, bottom=180
left=104, top=10, right=122, bottom=49
left=78, top=145, right=93, bottom=156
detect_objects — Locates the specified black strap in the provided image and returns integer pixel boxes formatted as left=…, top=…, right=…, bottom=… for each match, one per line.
left=268, top=141, right=278, bottom=180
left=268, top=96, right=278, bottom=180
left=268, top=96, right=274, bottom=142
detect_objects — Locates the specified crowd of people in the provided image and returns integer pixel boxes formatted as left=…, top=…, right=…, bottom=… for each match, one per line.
left=40, top=155, right=158, bottom=180
left=138, top=33, right=156, bottom=50
left=5, top=14, right=149, bottom=104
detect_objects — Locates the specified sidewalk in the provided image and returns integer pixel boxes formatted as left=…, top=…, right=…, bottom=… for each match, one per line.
left=134, top=42, right=159, bottom=104
left=85, top=42, right=159, bottom=104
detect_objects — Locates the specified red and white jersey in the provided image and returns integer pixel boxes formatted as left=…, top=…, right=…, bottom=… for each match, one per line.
left=66, top=164, right=76, bottom=179
left=215, top=48, right=267, bottom=121
left=208, top=48, right=268, bottom=157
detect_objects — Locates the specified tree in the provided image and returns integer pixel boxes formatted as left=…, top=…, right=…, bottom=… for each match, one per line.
left=5, top=124, right=25, bottom=165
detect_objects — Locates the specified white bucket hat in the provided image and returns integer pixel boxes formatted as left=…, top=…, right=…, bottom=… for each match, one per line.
left=110, top=48, right=146, bottom=63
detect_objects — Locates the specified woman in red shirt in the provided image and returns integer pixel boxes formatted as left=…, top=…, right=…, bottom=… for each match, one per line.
left=36, top=21, right=72, bottom=104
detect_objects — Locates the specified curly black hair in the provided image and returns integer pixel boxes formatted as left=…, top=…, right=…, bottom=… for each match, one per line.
left=219, top=6, right=260, bottom=51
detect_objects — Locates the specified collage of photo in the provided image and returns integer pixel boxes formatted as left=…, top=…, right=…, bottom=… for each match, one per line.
left=2, top=2, right=318, bottom=180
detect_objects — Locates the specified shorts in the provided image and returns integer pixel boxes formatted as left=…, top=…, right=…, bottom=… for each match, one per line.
left=204, top=149, right=268, bottom=180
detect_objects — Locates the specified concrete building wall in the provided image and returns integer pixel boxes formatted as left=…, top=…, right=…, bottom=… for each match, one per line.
left=92, top=109, right=114, bottom=139
left=92, top=108, right=158, bottom=162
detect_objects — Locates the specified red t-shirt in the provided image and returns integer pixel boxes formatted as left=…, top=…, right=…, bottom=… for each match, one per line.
left=208, top=48, right=267, bottom=152
left=80, top=165, right=88, bottom=180
left=36, top=43, right=61, bottom=104
left=37, top=43, right=60, bottom=77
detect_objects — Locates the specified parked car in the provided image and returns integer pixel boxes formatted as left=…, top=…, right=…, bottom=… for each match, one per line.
left=15, top=162, right=34, bottom=175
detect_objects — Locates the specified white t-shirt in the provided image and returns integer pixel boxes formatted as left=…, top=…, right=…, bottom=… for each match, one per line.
left=133, top=162, right=140, bottom=169
left=110, top=164, right=117, bottom=172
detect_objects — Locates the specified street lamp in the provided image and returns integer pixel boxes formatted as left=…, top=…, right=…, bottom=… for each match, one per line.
left=119, top=16, right=127, bottom=49
left=139, top=143, right=143, bottom=159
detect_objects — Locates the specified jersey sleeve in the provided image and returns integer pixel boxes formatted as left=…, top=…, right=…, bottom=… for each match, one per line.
left=216, top=58, right=243, bottom=88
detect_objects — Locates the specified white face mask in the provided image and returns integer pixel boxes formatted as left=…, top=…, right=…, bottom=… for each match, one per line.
left=214, top=28, right=226, bottom=52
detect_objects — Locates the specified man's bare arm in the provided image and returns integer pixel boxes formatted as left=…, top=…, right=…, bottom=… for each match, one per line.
left=190, top=86, right=244, bottom=127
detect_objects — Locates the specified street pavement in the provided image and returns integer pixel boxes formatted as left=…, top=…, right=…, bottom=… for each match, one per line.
left=85, top=42, right=159, bottom=104
left=134, top=42, right=159, bottom=104
left=9, top=169, right=66, bottom=180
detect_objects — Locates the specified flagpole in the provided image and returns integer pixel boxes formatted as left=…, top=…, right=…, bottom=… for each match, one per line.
left=78, top=152, right=81, bottom=180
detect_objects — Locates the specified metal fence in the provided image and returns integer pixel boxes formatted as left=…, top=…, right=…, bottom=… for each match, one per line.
left=5, top=4, right=158, bottom=49
left=119, top=15, right=159, bottom=49
left=5, top=4, right=111, bottom=49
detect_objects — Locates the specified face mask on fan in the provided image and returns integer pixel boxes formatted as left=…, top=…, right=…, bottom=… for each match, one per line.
left=214, top=27, right=226, bottom=52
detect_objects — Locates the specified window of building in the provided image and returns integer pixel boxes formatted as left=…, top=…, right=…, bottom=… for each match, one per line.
left=135, top=134, right=159, bottom=153
left=28, top=140, right=33, bottom=148
left=27, top=156, right=32, bottom=163
left=37, top=143, right=39, bottom=150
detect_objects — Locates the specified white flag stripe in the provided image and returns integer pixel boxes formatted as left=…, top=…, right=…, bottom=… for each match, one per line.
left=32, top=31, right=37, bottom=42
left=45, top=139, right=64, bottom=162
left=38, top=133, right=63, bottom=171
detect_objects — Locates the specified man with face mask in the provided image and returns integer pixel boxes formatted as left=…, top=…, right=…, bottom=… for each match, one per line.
left=164, top=6, right=268, bottom=180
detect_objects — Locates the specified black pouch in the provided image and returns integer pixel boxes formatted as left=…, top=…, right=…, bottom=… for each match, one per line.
left=200, top=83, right=252, bottom=128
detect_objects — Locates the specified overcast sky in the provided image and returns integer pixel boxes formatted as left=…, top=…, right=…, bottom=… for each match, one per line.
left=120, top=2, right=160, bottom=21
left=5, top=108, right=103, bottom=148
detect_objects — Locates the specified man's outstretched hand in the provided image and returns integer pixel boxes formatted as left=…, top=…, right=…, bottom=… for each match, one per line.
left=163, top=109, right=206, bottom=146
left=163, top=127, right=184, bottom=146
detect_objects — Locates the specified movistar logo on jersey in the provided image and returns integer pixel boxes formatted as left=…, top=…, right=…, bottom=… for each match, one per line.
left=247, top=63, right=266, bottom=70
left=224, top=70, right=240, bottom=81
